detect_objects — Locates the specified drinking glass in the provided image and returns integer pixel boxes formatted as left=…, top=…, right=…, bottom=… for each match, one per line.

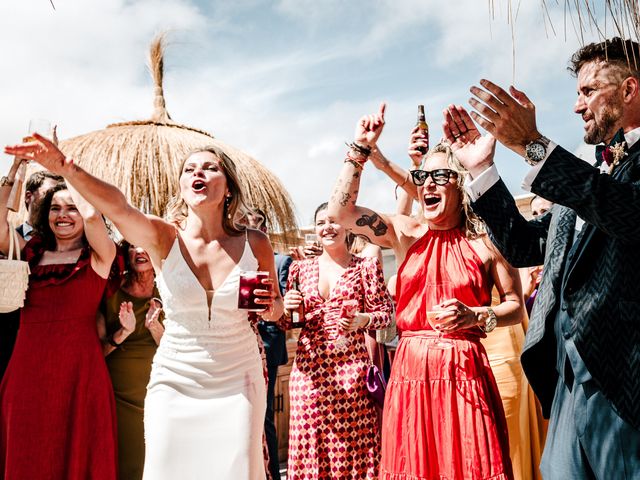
left=305, top=233, right=318, bottom=246
left=426, top=309, right=454, bottom=349
left=25, top=118, right=52, bottom=142
left=333, top=298, right=358, bottom=349
left=238, top=271, right=271, bottom=311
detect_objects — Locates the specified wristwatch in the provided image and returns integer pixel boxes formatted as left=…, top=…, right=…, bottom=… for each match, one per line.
left=0, top=176, right=14, bottom=187
left=480, top=307, right=497, bottom=333
left=524, top=136, right=550, bottom=166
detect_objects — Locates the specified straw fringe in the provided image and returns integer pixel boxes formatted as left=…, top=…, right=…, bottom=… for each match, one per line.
left=53, top=33, right=299, bottom=249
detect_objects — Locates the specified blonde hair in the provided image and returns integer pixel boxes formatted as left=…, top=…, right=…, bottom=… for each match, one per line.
left=424, top=142, right=485, bottom=239
left=165, top=145, right=246, bottom=236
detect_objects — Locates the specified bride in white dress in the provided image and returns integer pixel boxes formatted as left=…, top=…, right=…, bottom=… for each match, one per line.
left=10, top=138, right=285, bottom=480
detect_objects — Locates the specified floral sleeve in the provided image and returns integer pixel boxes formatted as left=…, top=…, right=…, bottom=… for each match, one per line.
left=361, top=257, right=393, bottom=329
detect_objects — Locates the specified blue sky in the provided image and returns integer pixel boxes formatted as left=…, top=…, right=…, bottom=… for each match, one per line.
left=0, top=0, right=606, bottom=225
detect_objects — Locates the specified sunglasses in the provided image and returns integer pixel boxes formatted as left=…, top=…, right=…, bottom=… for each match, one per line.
left=410, top=169, right=458, bottom=186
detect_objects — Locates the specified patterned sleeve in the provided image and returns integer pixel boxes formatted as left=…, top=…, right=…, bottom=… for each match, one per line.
left=361, top=257, right=393, bottom=329
left=276, top=259, right=300, bottom=331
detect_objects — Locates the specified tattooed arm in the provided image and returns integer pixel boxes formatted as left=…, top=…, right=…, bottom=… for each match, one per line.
left=328, top=103, right=399, bottom=250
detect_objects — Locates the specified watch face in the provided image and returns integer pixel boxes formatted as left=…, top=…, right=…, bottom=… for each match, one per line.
left=527, top=142, right=546, bottom=162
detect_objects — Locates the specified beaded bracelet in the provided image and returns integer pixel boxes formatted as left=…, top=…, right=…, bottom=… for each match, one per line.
left=347, top=141, right=372, bottom=157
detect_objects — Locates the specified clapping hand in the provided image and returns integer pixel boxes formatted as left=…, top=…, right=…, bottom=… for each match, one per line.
left=145, top=298, right=164, bottom=339
left=468, top=79, right=540, bottom=156
left=442, top=105, right=497, bottom=178
left=4, top=132, right=73, bottom=176
left=118, top=301, right=137, bottom=336
left=355, top=102, right=386, bottom=148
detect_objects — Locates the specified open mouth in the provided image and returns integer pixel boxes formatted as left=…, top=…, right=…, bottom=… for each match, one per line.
left=55, top=221, right=73, bottom=227
left=423, top=195, right=441, bottom=207
left=192, top=180, right=206, bottom=192
left=134, top=255, right=149, bottom=264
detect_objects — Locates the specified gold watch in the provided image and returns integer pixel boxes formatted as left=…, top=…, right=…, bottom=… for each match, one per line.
left=0, top=176, right=14, bottom=187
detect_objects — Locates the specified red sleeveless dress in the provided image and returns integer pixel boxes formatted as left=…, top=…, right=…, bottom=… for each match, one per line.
left=0, top=240, right=117, bottom=480
left=380, top=228, right=513, bottom=480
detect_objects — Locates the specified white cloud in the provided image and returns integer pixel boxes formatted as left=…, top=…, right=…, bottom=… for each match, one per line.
left=0, top=0, right=614, bottom=225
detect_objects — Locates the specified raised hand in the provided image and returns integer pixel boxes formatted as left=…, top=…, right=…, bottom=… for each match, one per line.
left=4, top=132, right=73, bottom=176
left=442, top=104, right=497, bottom=178
left=354, top=102, right=386, bottom=148
left=468, top=79, right=540, bottom=156
left=408, top=125, right=428, bottom=168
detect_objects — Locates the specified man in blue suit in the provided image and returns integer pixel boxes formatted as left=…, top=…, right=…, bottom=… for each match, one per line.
left=443, top=37, right=640, bottom=478
left=246, top=209, right=291, bottom=480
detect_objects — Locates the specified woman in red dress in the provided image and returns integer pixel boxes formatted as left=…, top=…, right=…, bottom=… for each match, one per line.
left=328, top=104, right=524, bottom=480
left=282, top=202, right=393, bottom=479
left=0, top=180, right=117, bottom=479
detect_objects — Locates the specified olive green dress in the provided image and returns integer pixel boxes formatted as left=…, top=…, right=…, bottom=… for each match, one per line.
left=104, top=288, right=162, bottom=480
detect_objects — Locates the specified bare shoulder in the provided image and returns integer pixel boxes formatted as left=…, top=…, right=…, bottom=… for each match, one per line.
left=471, top=233, right=501, bottom=265
left=391, top=214, right=426, bottom=251
left=246, top=228, right=273, bottom=256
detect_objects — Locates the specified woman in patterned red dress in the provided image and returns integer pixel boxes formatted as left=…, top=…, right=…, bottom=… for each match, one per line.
left=282, top=202, right=393, bottom=479
left=0, top=182, right=118, bottom=479
left=328, top=104, right=524, bottom=480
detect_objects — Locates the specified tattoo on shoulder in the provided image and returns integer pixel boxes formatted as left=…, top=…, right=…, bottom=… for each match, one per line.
left=356, top=212, right=388, bottom=236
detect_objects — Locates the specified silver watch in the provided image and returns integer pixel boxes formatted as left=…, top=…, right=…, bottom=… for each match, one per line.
left=480, top=307, right=497, bottom=333
left=524, top=136, right=550, bottom=166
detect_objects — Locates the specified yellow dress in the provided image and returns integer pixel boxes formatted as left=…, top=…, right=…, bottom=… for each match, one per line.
left=104, top=288, right=161, bottom=480
left=481, top=323, right=545, bottom=480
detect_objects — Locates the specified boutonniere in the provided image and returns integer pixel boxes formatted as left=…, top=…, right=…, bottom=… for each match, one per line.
left=608, top=141, right=627, bottom=173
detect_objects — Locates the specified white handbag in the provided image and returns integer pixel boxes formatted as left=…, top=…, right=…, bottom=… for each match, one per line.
left=0, top=224, right=30, bottom=313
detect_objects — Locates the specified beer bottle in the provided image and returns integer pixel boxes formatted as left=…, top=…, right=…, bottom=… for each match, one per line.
left=416, top=104, right=429, bottom=154
left=289, top=277, right=305, bottom=328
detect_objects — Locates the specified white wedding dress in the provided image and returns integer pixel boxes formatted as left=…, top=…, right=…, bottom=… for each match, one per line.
left=143, top=234, right=266, bottom=480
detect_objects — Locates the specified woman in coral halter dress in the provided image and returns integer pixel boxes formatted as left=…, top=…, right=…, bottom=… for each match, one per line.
left=328, top=104, right=524, bottom=479
left=5, top=138, right=284, bottom=480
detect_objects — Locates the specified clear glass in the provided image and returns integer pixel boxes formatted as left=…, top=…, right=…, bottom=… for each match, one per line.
left=304, top=233, right=318, bottom=246
left=426, top=309, right=454, bottom=349
left=26, top=118, right=52, bottom=142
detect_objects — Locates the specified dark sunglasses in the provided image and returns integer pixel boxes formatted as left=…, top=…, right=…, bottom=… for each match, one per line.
left=410, top=169, right=458, bottom=186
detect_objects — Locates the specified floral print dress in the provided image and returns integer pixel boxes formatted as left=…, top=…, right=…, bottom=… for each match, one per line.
left=284, top=255, right=393, bottom=480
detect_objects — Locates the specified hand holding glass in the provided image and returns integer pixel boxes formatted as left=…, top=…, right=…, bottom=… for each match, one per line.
left=238, top=271, right=272, bottom=311
left=426, top=309, right=454, bottom=349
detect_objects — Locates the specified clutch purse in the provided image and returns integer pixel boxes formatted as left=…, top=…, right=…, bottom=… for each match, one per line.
left=366, top=363, right=387, bottom=408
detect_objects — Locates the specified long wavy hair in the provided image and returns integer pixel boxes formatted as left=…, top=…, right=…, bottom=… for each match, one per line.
left=165, top=145, right=246, bottom=236
left=423, top=143, right=485, bottom=239
left=32, top=183, right=89, bottom=251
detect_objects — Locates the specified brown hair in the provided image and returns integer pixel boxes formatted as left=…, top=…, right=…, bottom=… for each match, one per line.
left=32, top=184, right=88, bottom=250
left=165, top=145, right=246, bottom=236
left=424, top=143, right=485, bottom=239
left=568, top=37, right=640, bottom=81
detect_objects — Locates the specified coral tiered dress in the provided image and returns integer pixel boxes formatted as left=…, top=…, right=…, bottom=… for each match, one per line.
left=380, top=228, right=513, bottom=480
left=0, top=242, right=118, bottom=480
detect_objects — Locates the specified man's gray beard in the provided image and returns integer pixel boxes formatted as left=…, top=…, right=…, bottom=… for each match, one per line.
left=584, top=105, right=622, bottom=145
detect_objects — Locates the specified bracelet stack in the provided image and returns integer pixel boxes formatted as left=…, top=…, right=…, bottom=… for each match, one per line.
left=344, top=142, right=372, bottom=169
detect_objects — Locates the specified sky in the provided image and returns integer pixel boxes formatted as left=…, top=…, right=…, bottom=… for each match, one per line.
left=0, top=0, right=612, bottom=227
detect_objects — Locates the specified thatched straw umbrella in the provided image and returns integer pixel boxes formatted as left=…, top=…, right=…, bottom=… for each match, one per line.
left=55, top=34, right=299, bottom=249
